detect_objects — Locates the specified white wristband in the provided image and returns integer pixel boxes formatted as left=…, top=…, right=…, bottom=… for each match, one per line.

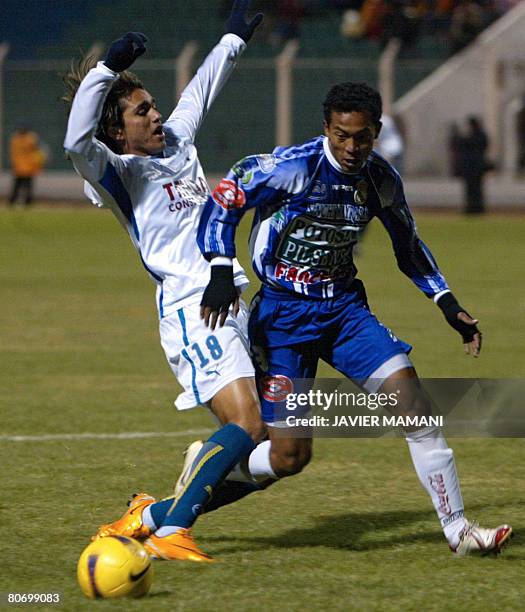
left=210, top=256, right=233, bottom=267
left=433, top=289, right=451, bottom=303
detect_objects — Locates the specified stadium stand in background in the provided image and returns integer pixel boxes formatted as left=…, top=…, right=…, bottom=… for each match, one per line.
left=1, top=0, right=524, bottom=206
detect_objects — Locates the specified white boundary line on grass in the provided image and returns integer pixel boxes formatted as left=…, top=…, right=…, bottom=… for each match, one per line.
left=0, top=428, right=213, bottom=442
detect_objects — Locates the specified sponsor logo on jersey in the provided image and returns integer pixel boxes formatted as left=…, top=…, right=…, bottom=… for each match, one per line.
left=231, top=158, right=247, bottom=178
left=274, top=261, right=347, bottom=285
left=212, top=178, right=246, bottom=210
left=240, top=170, right=254, bottom=185
left=275, top=214, right=357, bottom=273
left=261, top=375, right=293, bottom=402
left=231, top=158, right=254, bottom=185
left=162, top=177, right=209, bottom=212
left=256, top=154, right=277, bottom=174
left=307, top=180, right=328, bottom=201
left=306, top=202, right=370, bottom=225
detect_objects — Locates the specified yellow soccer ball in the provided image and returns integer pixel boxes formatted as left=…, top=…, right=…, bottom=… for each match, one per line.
left=77, top=536, right=153, bottom=599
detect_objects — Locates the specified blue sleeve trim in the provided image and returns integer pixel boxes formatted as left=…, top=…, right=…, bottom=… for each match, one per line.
left=99, top=163, right=138, bottom=239
left=99, top=162, right=164, bottom=285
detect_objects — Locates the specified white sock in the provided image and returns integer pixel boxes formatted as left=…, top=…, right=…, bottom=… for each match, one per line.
left=406, top=426, right=467, bottom=547
left=247, top=440, right=277, bottom=480
left=226, top=440, right=278, bottom=483
left=248, top=440, right=278, bottom=480
left=142, top=505, right=157, bottom=531
left=155, top=526, right=184, bottom=537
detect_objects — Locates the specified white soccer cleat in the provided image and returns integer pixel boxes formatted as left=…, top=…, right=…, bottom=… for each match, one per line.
left=173, top=440, right=204, bottom=497
left=451, top=521, right=513, bottom=556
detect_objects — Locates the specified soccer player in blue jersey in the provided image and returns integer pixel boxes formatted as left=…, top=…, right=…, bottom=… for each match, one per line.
left=196, top=82, right=512, bottom=556
left=63, top=1, right=266, bottom=562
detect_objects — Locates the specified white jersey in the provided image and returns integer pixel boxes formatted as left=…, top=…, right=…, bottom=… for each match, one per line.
left=64, top=34, right=249, bottom=318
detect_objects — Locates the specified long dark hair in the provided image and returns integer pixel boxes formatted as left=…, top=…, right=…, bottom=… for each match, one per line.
left=62, top=55, right=144, bottom=153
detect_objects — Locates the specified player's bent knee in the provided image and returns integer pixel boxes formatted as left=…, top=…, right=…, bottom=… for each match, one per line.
left=400, top=390, right=432, bottom=419
left=235, top=418, right=267, bottom=444
left=210, top=378, right=266, bottom=442
left=226, top=401, right=267, bottom=443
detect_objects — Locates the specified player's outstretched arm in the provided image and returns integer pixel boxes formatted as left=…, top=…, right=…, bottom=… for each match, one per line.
left=63, top=32, right=147, bottom=181
left=436, top=292, right=482, bottom=357
left=376, top=173, right=481, bottom=357
left=164, top=0, right=263, bottom=143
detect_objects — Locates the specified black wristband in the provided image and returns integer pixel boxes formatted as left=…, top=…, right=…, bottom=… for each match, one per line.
left=200, top=265, right=237, bottom=313
left=210, top=264, right=234, bottom=287
left=436, top=291, right=460, bottom=313
left=436, top=292, right=478, bottom=342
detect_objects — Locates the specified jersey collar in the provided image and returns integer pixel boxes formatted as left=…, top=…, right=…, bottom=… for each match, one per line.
left=323, top=136, right=366, bottom=175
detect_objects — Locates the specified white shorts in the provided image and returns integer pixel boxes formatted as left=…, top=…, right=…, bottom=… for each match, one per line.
left=159, top=300, right=255, bottom=410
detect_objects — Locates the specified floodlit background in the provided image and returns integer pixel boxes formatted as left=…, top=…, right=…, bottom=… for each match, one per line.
left=2, top=0, right=525, bottom=202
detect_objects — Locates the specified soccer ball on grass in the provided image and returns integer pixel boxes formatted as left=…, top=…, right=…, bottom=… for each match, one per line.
left=77, top=535, right=153, bottom=599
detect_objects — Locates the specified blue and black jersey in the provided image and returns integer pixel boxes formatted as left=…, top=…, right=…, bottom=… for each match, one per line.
left=198, top=135, right=449, bottom=299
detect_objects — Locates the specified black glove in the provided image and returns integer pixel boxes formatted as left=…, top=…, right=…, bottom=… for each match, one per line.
left=227, top=0, right=263, bottom=43
left=104, top=32, right=148, bottom=72
left=436, top=292, right=479, bottom=343
left=200, top=265, right=238, bottom=329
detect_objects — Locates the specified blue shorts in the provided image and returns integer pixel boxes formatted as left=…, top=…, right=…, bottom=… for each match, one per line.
left=248, top=281, right=412, bottom=424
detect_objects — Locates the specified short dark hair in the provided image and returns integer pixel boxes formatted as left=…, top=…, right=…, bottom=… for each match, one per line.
left=323, top=82, right=382, bottom=126
left=63, top=55, right=144, bottom=153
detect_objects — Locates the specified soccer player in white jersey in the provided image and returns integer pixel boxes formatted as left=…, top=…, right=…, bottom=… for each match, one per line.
left=63, top=1, right=266, bottom=562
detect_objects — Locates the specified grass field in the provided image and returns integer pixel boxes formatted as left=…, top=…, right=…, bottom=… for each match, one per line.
left=0, top=205, right=524, bottom=611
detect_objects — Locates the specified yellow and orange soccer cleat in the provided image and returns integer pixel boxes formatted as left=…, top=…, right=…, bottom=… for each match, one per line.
left=144, top=529, right=214, bottom=562
left=93, top=493, right=156, bottom=541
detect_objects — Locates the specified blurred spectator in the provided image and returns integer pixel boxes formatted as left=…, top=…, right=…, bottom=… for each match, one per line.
left=264, top=0, right=306, bottom=45
left=340, top=8, right=366, bottom=38
left=516, top=99, right=525, bottom=176
left=376, top=113, right=404, bottom=173
left=448, top=0, right=498, bottom=55
left=447, top=122, right=462, bottom=177
left=8, top=128, right=46, bottom=207
left=457, top=116, right=490, bottom=214
left=381, top=0, right=423, bottom=51
left=360, top=0, right=389, bottom=40
left=338, top=0, right=513, bottom=54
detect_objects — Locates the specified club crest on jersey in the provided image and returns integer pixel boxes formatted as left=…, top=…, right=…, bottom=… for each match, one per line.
left=354, top=180, right=368, bottom=205
left=212, top=179, right=246, bottom=210
left=261, top=375, right=293, bottom=402
left=256, top=154, right=277, bottom=174
left=307, top=180, right=328, bottom=201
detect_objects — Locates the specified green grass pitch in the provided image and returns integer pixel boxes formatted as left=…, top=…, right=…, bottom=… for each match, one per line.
left=0, top=207, right=524, bottom=610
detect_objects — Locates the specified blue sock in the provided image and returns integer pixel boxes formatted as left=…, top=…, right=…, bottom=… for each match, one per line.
left=157, top=424, right=256, bottom=530
left=204, top=480, right=261, bottom=513
left=149, top=498, right=173, bottom=529
left=148, top=480, right=261, bottom=527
